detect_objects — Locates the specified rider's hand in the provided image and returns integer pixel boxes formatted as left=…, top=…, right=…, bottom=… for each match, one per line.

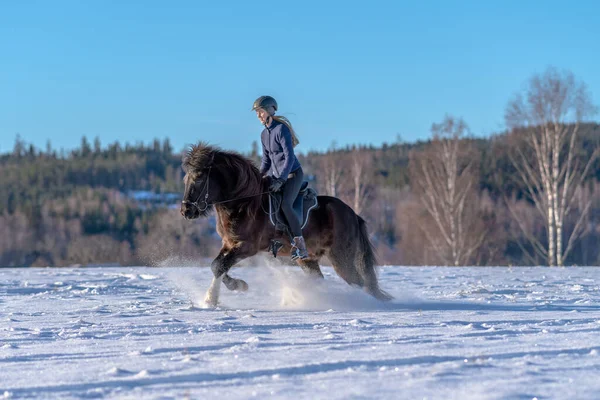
left=269, top=178, right=285, bottom=192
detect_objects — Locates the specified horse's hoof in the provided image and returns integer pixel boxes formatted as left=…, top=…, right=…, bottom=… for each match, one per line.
left=203, top=299, right=218, bottom=308
left=203, top=292, right=219, bottom=307
left=235, top=279, right=249, bottom=292
left=281, top=286, right=305, bottom=307
left=224, top=278, right=249, bottom=292
left=202, top=300, right=218, bottom=309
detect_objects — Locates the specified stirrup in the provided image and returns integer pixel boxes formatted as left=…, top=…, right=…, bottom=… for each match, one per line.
left=291, top=248, right=308, bottom=260
left=269, top=240, right=283, bottom=258
left=290, top=237, right=309, bottom=260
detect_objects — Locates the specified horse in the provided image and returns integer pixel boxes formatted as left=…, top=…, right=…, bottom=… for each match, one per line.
left=179, top=142, right=392, bottom=306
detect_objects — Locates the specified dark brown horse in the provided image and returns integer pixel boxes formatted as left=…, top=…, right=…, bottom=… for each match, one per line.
left=180, top=142, right=392, bottom=306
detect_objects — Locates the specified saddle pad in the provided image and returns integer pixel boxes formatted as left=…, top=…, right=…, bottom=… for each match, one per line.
left=268, top=186, right=318, bottom=232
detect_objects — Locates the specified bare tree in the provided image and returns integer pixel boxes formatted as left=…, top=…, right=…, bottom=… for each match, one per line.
left=350, top=147, right=371, bottom=215
left=505, top=67, right=598, bottom=266
left=409, top=116, right=486, bottom=266
left=318, top=142, right=344, bottom=197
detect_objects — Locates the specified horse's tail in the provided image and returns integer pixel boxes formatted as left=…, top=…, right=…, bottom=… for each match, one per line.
left=356, top=215, right=393, bottom=301
left=325, top=197, right=393, bottom=301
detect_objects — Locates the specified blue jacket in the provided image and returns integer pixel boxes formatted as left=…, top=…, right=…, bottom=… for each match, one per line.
left=259, top=119, right=301, bottom=179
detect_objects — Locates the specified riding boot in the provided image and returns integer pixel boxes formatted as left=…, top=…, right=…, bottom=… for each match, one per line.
left=291, top=236, right=309, bottom=260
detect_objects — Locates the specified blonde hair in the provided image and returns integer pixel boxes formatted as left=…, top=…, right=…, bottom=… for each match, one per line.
left=272, top=115, right=300, bottom=147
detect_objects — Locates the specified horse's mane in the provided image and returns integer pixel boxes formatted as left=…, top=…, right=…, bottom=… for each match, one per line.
left=182, top=142, right=264, bottom=209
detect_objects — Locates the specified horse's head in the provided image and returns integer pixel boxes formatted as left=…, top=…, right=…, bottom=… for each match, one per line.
left=180, top=142, right=264, bottom=220
left=180, top=144, right=218, bottom=219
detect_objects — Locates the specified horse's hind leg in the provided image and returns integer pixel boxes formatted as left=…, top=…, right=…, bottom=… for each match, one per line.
left=324, top=207, right=392, bottom=301
left=326, top=247, right=363, bottom=287
left=298, top=259, right=324, bottom=279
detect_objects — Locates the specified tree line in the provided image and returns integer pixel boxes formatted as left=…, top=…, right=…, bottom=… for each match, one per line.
left=2, top=66, right=599, bottom=267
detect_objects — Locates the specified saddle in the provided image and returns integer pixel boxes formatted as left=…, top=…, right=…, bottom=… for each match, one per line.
left=268, top=181, right=318, bottom=240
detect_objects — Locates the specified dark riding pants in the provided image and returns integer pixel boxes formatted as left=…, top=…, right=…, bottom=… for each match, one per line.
left=281, top=168, right=304, bottom=237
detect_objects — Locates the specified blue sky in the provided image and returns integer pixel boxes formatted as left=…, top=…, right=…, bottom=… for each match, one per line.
left=1, top=0, right=599, bottom=155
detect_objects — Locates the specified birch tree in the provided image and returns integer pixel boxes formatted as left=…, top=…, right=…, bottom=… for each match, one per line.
left=505, top=67, right=598, bottom=266
left=319, top=142, right=344, bottom=197
left=350, top=147, right=371, bottom=216
left=409, top=116, right=486, bottom=266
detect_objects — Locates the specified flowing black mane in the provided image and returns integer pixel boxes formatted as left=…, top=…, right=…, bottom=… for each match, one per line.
left=182, top=142, right=264, bottom=205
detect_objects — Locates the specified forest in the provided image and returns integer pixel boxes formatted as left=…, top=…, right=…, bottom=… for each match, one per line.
left=2, top=68, right=599, bottom=267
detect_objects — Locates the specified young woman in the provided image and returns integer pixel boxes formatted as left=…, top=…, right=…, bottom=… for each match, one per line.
left=252, top=95, right=308, bottom=260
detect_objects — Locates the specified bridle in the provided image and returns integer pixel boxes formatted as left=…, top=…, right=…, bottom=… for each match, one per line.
left=181, top=164, right=213, bottom=213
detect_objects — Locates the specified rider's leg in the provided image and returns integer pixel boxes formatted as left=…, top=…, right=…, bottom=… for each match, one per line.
left=281, top=169, right=309, bottom=259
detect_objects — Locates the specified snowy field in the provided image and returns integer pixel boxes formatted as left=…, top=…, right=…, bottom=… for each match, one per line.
left=1, top=262, right=600, bottom=399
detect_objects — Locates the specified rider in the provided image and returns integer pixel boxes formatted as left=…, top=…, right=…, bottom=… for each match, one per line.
left=252, top=95, right=309, bottom=260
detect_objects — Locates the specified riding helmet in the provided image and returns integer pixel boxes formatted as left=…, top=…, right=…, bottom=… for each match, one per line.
left=252, top=95, right=278, bottom=112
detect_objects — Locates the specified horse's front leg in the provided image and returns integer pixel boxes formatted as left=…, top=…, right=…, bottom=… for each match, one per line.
left=204, top=247, right=249, bottom=306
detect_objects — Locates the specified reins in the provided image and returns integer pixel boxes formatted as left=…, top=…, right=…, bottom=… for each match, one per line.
left=212, top=190, right=273, bottom=206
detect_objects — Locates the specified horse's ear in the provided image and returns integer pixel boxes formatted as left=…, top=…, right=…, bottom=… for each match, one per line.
left=211, top=152, right=217, bottom=165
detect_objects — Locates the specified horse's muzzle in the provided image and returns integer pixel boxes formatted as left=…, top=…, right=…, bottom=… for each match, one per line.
left=180, top=203, right=200, bottom=220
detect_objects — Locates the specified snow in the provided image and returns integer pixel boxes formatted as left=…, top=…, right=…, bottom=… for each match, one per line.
left=125, top=190, right=180, bottom=209
left=1, top=262, right=600, bottom=399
